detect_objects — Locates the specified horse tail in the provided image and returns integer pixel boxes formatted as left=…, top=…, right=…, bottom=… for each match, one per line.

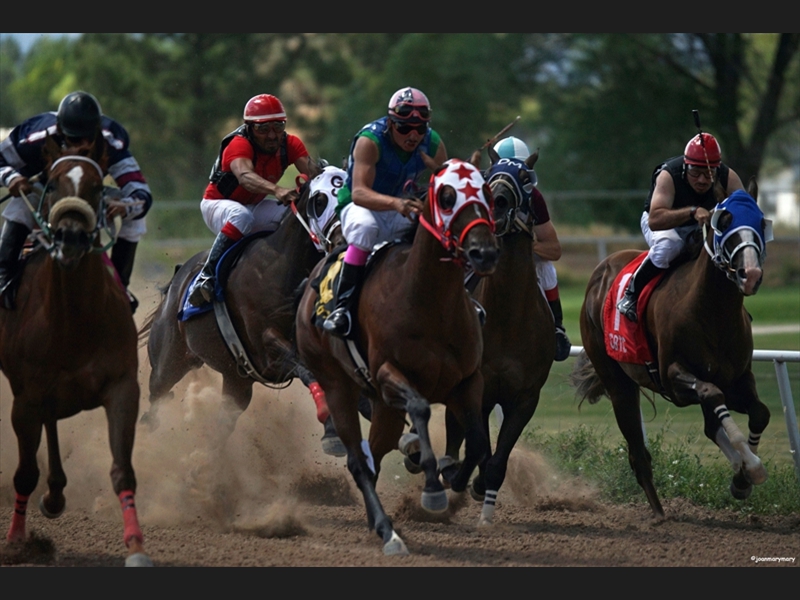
left=136, top=268, right=177, bottom=348
left=569, top=350, right=607, bottom=406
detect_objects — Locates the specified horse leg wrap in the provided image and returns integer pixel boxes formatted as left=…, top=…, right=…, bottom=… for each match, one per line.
left=118, top=490, right=144, bottom=547
left=308, top=382, right=329, bottom=424
left=7, top=493, right=29, bottom=542
left=479, top=490, right=498, bottom=526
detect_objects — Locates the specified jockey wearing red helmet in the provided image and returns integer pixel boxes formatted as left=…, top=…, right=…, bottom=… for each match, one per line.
left=188, top=93, right=312, bottom=307
left=616, top=129, right=744, bottom=322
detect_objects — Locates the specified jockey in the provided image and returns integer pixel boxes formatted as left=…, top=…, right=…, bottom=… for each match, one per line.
left=493, top=136, right=572, bottom=361
left=0, top=90, right=153, bottom=312
left=187, top=93, right=313, bottom=306
left=322, top=86, right=448, bottom=338
left=616, top=132, right=745, bottom=322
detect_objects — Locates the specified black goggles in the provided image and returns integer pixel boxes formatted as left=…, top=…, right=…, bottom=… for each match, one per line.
left=393, top=121, right=428, bottom=135
left=392, top=104, right=430, bottom=120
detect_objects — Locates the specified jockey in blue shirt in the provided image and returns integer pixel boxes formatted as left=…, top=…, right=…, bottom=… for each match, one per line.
left=322, top=86, right=447, bottom=338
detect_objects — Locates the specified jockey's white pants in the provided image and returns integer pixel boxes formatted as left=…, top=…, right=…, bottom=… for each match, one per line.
left=640, top=210, right=698, bottom=269
left=339, top=202, right=417, bottom=252
left=534, top=255, right=558, bottom=292
left=200, top=197, right=287, bottom=237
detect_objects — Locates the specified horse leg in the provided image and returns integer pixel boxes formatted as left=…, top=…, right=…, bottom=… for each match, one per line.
left=6, top=407, right=43, bottom=543
left=328, top=383, right=408, bottom=556
left=218, top=376, right=253, bottom=441
left=104, top=378, right=152, bottom=566
left=294, top=362, right=346, bottom=457
left=477, top=393, right=542, bottom=526
left=141, top=325, right=201, bottom=431
left=668, top=362, right=768, bottom=493
left=39, top=421, right=66, bottom=518
left=441, top=374, right=489, bottom=499
left=439, top=407, right=466, bottom=484
left=376, top=362, right=447, bottom=513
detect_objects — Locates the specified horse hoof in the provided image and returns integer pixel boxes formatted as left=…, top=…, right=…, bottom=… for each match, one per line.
left=39, top=495, right=65, bottom=519
left=403, top=455, right=422, bottom=474
left=321, top=434, right=347, bottom=457
left=421, top=489, right=448, bottom=513
left=125, top=552, right=154, bottom=567
left=383, top=532, right=409, bottom=556
left=469, top=482, right=485, bottom=503
left=398, top=432, right=420, bottom=457
left=747, top=463, right=768, bottom=486
left=730, top=480, right=753, bottom=500
left=139, top=410, right=159, bottom=432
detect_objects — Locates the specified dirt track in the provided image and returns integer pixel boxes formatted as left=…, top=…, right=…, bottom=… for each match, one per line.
left=2, top=283, right=799, bottom=568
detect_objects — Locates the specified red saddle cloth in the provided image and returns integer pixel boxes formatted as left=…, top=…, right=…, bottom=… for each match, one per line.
left=602, top=252, right=665, bottom=364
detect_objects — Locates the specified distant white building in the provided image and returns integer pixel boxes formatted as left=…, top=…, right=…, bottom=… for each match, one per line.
left=759, top=165, right=800, bottom=230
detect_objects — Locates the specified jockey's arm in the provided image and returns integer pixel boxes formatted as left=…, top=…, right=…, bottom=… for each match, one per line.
left=231, top=156, right=294, bottom=205
left=351, top=136, right=422, bottom=218
left=647, top=170, right=704, bottom=230
left=725, top=168, right=745, bottom=195
left=532, top=220, right=562, bottom=261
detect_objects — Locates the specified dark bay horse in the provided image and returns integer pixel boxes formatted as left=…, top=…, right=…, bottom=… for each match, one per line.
left=295, top=158, right=500, bottom=556
left=138, top=164, right=347, bottom=449
left=438, top=148, right=556, bottom=525
left=0, top=136, right=151, bottom=566
left=571, top=179, right=771, bottom=518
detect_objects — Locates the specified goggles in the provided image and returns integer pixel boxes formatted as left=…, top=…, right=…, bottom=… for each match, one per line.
left=686, top=165, right=716, bottom=180
left=252, top=121, right=286, bottom=133
left=393, top=120, right=428, bottom=135
left=391, top=103, right=431, bottom=121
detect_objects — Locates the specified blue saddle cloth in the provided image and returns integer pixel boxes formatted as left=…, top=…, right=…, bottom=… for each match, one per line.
left=176, top=234, right=262, bottom=322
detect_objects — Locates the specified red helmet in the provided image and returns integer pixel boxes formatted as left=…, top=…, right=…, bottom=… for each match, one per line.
left=243, top=94, right=286, bottom=123
left=684, top=133, right=721, bottom=167
left=388, top=87, right=431, bottom=123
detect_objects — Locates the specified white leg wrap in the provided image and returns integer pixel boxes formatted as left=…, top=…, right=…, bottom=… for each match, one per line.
left=479, top=490, right=498, bottom=526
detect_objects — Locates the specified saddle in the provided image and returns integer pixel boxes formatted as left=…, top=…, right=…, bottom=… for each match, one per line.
left=602, top=251, right=665, bottom=366
left=178, top=231, right=271, bottom=321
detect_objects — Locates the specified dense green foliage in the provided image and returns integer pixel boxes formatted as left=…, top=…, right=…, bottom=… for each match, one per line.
left=2, top=33, right=798, bottom=233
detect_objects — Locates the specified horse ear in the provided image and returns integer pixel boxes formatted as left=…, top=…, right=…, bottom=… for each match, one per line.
left=487, top=145, right=500, bottom=165
left=526, top=148, right=540, bottom=169
left=308, top=158, right=324, bottom=180
left=469, top=148, right=482, bottom=169
left=747, top=176, right=758, bottom=202
left=42, top=134, right=61, bottom=167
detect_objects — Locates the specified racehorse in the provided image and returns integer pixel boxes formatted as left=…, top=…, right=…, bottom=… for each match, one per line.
left=0, top=135, right=151, bottom=566
left=438, top=147, right=556, bottom=525
left=295, top=158, right=500, bottom=556
left=571, top=178, right=771, bottom=518
left=138, top=164, right=350, bottom=452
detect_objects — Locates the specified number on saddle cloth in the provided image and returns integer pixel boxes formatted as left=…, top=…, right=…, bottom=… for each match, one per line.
left=311, top=249, right=346, bottom=326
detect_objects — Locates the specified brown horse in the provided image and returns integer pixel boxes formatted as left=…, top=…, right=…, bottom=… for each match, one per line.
left=571, top=179, right=771, bottom=518
left=438, top=147, right=556, bottom=525
left=295, top=158, right=500, bottom=556
left=138, top=164, right=351, bottom=451
left=0, top=136, right=151, bottom=566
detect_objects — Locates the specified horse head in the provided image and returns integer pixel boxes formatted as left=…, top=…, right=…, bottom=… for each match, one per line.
left=484, top=148, right=539, bottom=236
left=304, top=164, right=347, bottom=254
left=706, top=179, right=772, bottom=296
left=39, top=135, right=108, bottom=269
left=422, top=158, right=499, bottom=275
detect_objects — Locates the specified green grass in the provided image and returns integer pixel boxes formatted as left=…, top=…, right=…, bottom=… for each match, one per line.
left=522, top=422, right=800, bottom=515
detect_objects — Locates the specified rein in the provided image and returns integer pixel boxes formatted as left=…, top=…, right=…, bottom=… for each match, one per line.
left=30, top=155, right=115, bottom=257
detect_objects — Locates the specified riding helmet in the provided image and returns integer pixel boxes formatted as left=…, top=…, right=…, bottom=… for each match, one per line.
left=388, top=87, right=431, bottom=123
left=57, top=91, right=102, bottom=138
left=684, top=133, right=721, bottom=167
left=243, top=94, right=286, bottom=123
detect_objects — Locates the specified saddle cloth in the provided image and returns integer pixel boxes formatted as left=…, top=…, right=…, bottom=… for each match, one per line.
left=177, top=233, right=268, bottom=322
left=602, top=251, right=665, bottom=364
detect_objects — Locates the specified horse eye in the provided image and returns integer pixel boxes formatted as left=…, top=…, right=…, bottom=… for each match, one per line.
left=438, top=186, right=457, bottom=212
left=494, top=193, right=510, bottom=211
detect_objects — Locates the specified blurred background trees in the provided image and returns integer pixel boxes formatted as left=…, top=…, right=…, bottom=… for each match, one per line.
left=2, top=33, right=798, bottom=233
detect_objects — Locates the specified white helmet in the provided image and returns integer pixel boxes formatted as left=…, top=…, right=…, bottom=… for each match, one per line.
left=493, top=136, right=530, bottom=161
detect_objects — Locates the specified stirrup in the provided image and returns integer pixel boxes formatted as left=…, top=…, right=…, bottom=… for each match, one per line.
left=188, top=275, right=215, bottom=306
left=555, top=327, right=571, bottom=361
left=616, top=294, right=638, bottom=322
left=322, top=307, right=351, bottom=337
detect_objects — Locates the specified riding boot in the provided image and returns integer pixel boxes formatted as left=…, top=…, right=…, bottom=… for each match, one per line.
left=616, top=257, right=665, bottom=323
left=322, top=262, right=365, bottom=338
left=548, top=298, right=571, bottom=361
left=111, top=239, right=139, bottom=314
left=0, top=220, right=32, bottom=310
left=188, top=232, right=236, bottom=306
